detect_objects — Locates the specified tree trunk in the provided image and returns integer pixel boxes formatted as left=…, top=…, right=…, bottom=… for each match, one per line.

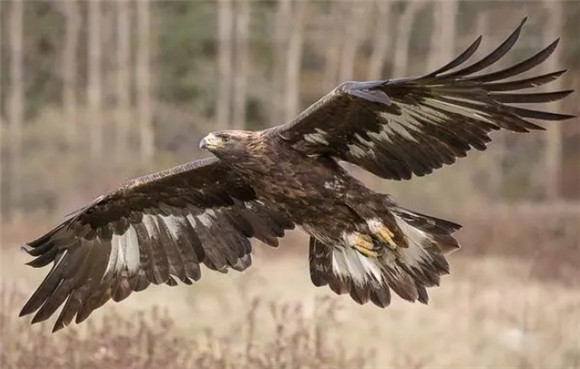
left=88, top=0, right=104, bottom=162
left=232, top=0, right=250, bottom=129
left=428, top=0, right=457, bottom=71
left=8, top=0, right=24, bottom=217
left=368, top=1, right=392, bottom=80
left=338, top=3, right=367, bottom=81
left=284, top=0, right=306, bottom=123
left=392, top=1, right=424, bottom=77
left=542, top=0, right=564, bottom=200
left=323, top=3, right=343, bottom=90
left=270, top=0, right=291, bottom=124
left=116, top=0, right=132, bottom=161
left=475, top=12, right=504, bottom=199
left=216, top=0, right=234, bottom=130
left=136, top=0, right=154, bottom=162
left=62, top=0, right=80, bottom=145
left=0, top=1, right=2, bottom=129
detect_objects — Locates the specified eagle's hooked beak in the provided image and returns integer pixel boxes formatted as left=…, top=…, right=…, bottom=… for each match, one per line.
left=199, top=133, right=220, bottom=150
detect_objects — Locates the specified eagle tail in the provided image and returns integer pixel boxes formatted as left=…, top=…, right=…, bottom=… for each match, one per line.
left=308, top=209, right=461, bottom=307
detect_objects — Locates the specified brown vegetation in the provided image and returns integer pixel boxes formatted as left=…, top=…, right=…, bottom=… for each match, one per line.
left=1, top=289, right=373, bottom=369
left=1, top=210, right=579, bottom=369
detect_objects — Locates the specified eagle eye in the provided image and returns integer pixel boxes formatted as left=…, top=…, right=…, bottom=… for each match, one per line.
left=222, top=136, right=231, bottom=143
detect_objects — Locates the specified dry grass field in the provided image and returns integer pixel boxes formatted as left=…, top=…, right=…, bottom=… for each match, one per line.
left=1, top=210, right=579, bottom=369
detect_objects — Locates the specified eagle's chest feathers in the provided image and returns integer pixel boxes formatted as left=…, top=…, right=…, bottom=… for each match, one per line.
left=232, top=145, right=349, bottom=219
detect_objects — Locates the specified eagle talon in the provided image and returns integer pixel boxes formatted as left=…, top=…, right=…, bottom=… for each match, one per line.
left=353, top=244, right=379, bottom=258
left=350, top=233, right=380, bottom=257
left=375, top=226, right=398, bottom=250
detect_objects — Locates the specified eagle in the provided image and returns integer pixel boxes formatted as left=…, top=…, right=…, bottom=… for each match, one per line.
left=21, top=18, right=574, bottom=332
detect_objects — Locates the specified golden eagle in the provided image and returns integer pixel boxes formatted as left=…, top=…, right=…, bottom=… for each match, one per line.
left=21, top=18, right=574, bottom=331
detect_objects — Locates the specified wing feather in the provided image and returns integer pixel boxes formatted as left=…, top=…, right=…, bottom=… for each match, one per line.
left=20, top=158, right=294, bottom=332
left=268, top=18, right=574, bottom=180
left=440, top=17, right=526, bottom=78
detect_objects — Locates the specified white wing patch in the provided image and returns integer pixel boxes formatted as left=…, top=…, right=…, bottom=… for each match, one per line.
left=368, top=130, right=392, bottom=144
left=104, top=225, right=140, bottom=275
left=422, top=97, right=496, bottom=125
left=125, top=225, right=140, bottom=272
left=195, top=208, right=218, bottom=227
left=303, top=128, right=329, bottom=145
left=354, top=133, right=375, bottom=148
left=101, top=208, right=223, bottom=276
left=380, top=111, right=420, bottom=143
left=347, top=143, right=369, bottom=158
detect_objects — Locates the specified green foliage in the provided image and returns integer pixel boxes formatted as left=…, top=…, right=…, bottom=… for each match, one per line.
left=157, top=1, right=218, bottom=110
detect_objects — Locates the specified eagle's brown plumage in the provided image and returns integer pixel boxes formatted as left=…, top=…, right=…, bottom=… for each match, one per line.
left=21, top=18, right=574, bottom=332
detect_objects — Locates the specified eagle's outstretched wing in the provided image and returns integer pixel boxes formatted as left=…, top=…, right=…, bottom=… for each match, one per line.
left=268, top=18, right=575, bottom=180
left=20, top=157, right=294, bottom=332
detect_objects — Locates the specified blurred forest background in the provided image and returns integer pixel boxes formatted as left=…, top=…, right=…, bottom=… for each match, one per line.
left=1, top=1, right=579, bottom=368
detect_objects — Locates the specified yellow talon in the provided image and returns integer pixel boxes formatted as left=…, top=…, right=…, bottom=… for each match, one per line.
left=375, top=225, right=398, bottom=249
left=353, top=244, right=379, bottom=258
left=350, top=233, right=378, bottom=257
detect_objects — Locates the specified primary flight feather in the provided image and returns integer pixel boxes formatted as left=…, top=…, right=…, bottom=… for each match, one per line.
left=21, top=18, right=575, bottom=332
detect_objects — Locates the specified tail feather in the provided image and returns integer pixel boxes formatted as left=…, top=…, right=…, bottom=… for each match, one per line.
left=309, top=237, right=391, bottom=305
left=308, top=208, right=461, bottom=308
left=308, top=237, right=331, bottom=287
left=393, top=208, right=461, bottom=253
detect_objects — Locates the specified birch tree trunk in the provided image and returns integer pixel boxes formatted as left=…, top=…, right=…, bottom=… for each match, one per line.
left=232, top=0, right=250, bottom=129
left=216, top=0, right=234, bottom=130
left=88, top=0, right=104, bottom=162
left=116, top=0, right=132, bottom=161
left=136, top=0, right=154, bottom=162
left=428, top=0, right=457, bottom=71
left=368, top=1, right=392, bottom=80
left=542, top=1, right=564, bottom=200
left=338, top=3, right=367, bottom=81
left=62, top=0, right=80, bottom=144
left=284, top=0, right=305, bottom=123
left=392, top=1, right=424, bottom=77
left=8, top=0, right=24, bottom=216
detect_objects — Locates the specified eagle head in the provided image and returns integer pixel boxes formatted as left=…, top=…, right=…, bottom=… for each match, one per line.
left=199, top=130, right=258, bottom=161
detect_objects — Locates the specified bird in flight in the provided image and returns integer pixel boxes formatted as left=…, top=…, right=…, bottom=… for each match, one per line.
left=21, top=18, right=574, bottom=332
